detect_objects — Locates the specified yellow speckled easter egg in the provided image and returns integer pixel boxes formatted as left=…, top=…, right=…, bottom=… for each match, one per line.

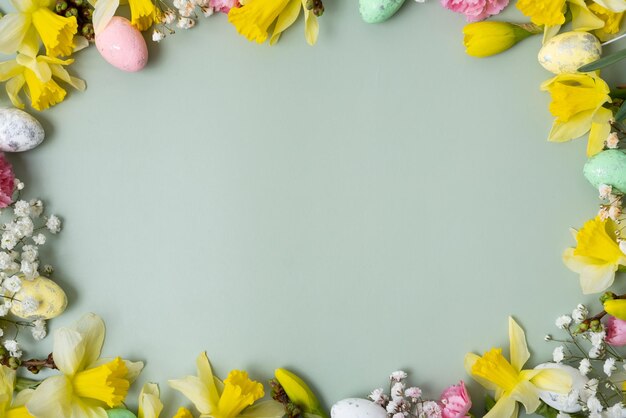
left=538, top=32, right=601, bottom=74
left=10, top=276, right=67, bottom=319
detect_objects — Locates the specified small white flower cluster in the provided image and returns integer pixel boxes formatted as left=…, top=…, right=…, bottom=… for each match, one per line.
left=605, top=132, right=620, bottom=150
left=546, top=305, right=626, bottom=417
left=369, top=371, right=437, bottom=418
left=152, top=0, right=218, bottom=42
left=598, top=184, right=623, bottom=226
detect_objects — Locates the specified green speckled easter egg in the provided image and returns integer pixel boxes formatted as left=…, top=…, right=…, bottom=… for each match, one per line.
left=583, top=149, right=626, bottom=194
left=107, top=409, right=137, bottom=418
left=359, top=0, right=406, bottom=23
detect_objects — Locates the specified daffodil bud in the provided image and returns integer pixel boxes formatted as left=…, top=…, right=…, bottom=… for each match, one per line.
left=463, top=21, right=541, bottom=58
left=275, top=368, right=328, bottom=418
left=605, top=299, right=626, bottom=321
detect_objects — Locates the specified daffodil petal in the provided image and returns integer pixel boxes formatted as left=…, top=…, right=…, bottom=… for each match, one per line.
left=570, top=0, right=606, bottom=30
left=593, top=0, right=626, bottom=12
left=53, top=327, right=86, bottom=376
left=197, top=352, right=220, bottom=407
left=138, top=383, right=163, bottom=418
left=508, top=317, right=530, bottom=372
left=303, top=3, right=318, bottom=46
left=91, top=357, right=144, bottom=383
left=0, top=13, right=30, bottom=55
left=270, top=0, right=301, bottom=45
left=13, top=388, right=34, bottom=407
left=509, top=380, right=540, bottom=414
left=580, top=263, right=617, bottom=294
left=69, top=396, right=108, bottom=418
left=50, top=64, right=86, bottom=91
left=528, top=368, right=572, bottom=394
left=0, top=61, right=23, bottom=82
left=168, top=376, right=212, bottom=415
left=588, top=106, right=613, bottom=156
left=239, top=400, right=285, bottom=418
left=464, top=353, right=498, bottom=391
left=18, top=27, right=41, bottom=57
left=548, top=109, right=595, bottom=142
left=542, top=24, right=561, bottom=43
left=93, top=0, right=120, bottom=35
left=484, top=394, right=518, bottom=418
left=73, top=313, right=105, bottom=371
left=16, top=54, right=52, bottom=83
left=26, top=375, right=72, bottom=418
left=5, top=74, right=26, bottom=109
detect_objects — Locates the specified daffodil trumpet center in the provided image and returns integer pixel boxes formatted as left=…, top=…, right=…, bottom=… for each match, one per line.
left=73, top=357, right=129, bottom=407
left=574, top=217, right=624, bottom=264
left=471, top=348, right=521, bottom=393
left=215, top=370, right=264, bottom=418
left=5, top=406, right=33, bottom=418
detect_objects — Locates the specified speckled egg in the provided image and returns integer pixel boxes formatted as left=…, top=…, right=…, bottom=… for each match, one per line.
left=95, top=17, right=148, bottom=72
left=10, top=276, right=67, bottom=320
left=331, top=398, right=387, bottom=418
left=583, top=149, right=626, bottom=194
left=535, top=363, right=587, bottom=413
left=359, top=0, right=406, bottom=23
left=107, top=409, right=137, bottom=418
left=538, top=32, right=601, bottom=74
left=0, top=108, right=44, bottom=152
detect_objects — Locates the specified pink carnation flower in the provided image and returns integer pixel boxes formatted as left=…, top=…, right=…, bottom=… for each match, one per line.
left=439, top=381, right=472, bottom=418
left=606, top=316, right=626, bottom=346
left=0, top=154, right=15, bottom=208
left=440, top=0, right=509, bottom=22
left=210, top=0, right=239, bottom=13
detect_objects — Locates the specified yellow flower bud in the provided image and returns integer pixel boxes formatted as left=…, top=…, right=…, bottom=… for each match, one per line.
left=463, top=21, right=537, bottom=58
left=605, top=299, right=626, bottom=321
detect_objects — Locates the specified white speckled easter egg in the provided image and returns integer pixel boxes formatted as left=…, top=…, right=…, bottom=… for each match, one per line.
left=538, top=32, right=601, bottom=74
left=0, top=108, right=44, bottom=152
left=535, top=363, right=587, bottom=413
left=331, top=398, right=387, bottom=418
left=10, top=276, right=67, bottom=320
left=95, top=17, right=148, bottom=72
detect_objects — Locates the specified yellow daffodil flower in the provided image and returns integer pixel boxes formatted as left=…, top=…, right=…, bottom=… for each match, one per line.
left=517, top=0, right=566, bottom=26
left=0, top=365, right=35, bottom=417
left=462, top=22, right=539, bottom=58
left=228, top=0, right=319, bottom=45
left=169, top=352, right=285, bottom=418
left=26, top=313, right=144, bottom=418
left=466, top=317, right=572, bottom=418
left=92, top=0, right=159, bottom=34
left=0, top=53, right=85, bottom=111
left=593, top=0, right=626, bottom=12
left=139, top=383, right=164, bottom=418
left=173, top=408, right=195, bottom=418
left=0, top=0, right=77, bottom=57
left=563, top=217, right=626, bottom=294
left=540, top=72, right=612, bottom=156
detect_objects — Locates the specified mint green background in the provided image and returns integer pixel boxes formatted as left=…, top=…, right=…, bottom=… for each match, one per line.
left=0, top=1, right=615, bottom=416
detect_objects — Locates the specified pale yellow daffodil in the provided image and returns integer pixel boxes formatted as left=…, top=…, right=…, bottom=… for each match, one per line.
left=138, top=383, right=164, bottom=418
left=465, top=317, right=572, bottom=418
left=540, top=72, right=612, bottom=156
left=0, top=52, right=85, bottom=111
left=228, top=0, right=319, bottom=45
left=90, top=0, right=159, bottom=35
left=589, top=3, right=625, bottom=41
left=563, top=217, right=626, bottom=294
left=0, top=0, right=77, bottom=57
left=0, top=365, right=35, bottom=418
left=26, top=313, right=144, bottom=418
left=592, top=0, right=626, bottom=12
left=169, top=352, right=284, bottom=418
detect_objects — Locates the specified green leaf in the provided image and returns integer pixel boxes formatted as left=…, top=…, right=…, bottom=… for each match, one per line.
left=535, top=401, right=559, bottom=418
left=579, top=48, right=626, bottom=72
left=15, top=377, right=40, bottom=391
left=615, top=101, right=626, bottom=122
left=485, top=395, right=496, bottom=413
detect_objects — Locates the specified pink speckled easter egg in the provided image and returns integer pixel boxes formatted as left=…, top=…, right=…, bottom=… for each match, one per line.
left=95, top=17, right=148, bottom=72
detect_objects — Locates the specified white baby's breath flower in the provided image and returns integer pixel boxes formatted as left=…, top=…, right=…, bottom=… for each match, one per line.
left=2, top=275, right=21, bottom=292
left=32, top=234, right=45, bottom=245
left=45, top=215, right=61, bottom=234
left=4, top=339, right=21, bottom=358
left=556, top=413, right=571, bottom=418
left=19, top=296, right=38, bottom=314
left=29, top=200, right=43, bottom=217
left=609, top=205, right=622, bottom=221
left=421, top=401, right=442, bottom=418
left=556, top=315, right=572, bottom=329
left=587, top=396, right=603, bottom=413
left=579, top=358, right=591, bottom=376
left=13, top=200, right=29, bottom=217
left=391, top=382, right=405, bottom=401
left=600, top=184, right=613, bottom=200
left=1, top=233, right=17, bottom=250
left=590, top=331, right=606, bottom=348
left=20, top=260, right=38, bottom=280
left=589, top=345, right=603, bottom=359
left=21, top=245, right=37, bottom=263
left=0, top=304, right=9, bottom=317
left=177, top=17, right=195, bottom=28
left=392, top=413, right=404, bottom=418
left=605, top=403, right=626, bottom=418
left=405, top=387, right=422, bottom=400
left=14, top=180, right=24, bottom=191
left=31, top=319, right=46, bottom=341
left=606, top=132, right=620, bottom=149
left=386, top=400, right=400, bottom=414
left=152, top=29, right=166, bottom=42
left=15, top=217, right=33, bottom=237
left=573, top=304, right=588, bottom=323
left=162, top=9, right=176, bottom=24
left=604, top=357, right=617, bottom=377
left=369, top=388, right=385, bottom=404
left=390, top=371, right=407, bottom=381
left=553, top=346, right=565, bottom=363
left=0, top=252, right=12, bottom=269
